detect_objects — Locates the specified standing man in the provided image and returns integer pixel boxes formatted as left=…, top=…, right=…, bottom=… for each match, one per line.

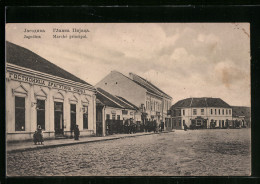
left=74, top=125, right=80, bottom=140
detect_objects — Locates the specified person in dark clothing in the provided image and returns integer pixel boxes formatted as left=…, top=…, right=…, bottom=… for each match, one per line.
left=183, top=122, right=188, bottom=131
left=33, top=125, right=44, bottom=145
left=74, top=125, right=80, bottom=140
left=161, top=121, right=164, bottom=132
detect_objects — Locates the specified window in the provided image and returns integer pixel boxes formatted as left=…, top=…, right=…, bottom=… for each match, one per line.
left=106, top=114, right=110, bottom=120
left=222, top=109, right=224, bottom=115
left=70, top=104, right=76, bottom=131
left=83, top=105, right=88, bottom=129
left=193, top=109, right=197, bottom=115
left=219, top=109, right=221, bottom=115
left=226, top=109, right=228, bottom=115
left=197, top=120, right=202, bottom=126
left=179, top=119, right=181, bottom=126
left=201, top=109, right=204, bottom=115
left=215, top=109, right=217, bottom=115
left=183, top=109, right=185, bottom=116
left=37, top=99, right=45, bottom=130
left=15, top=96, right=25, bottom=131
left=211, top=109, right=213, bottom=115
left=112, top=114, right=116, bottom=120
left=229, top=109, right=231, bottom=115
left=117, top=115, right=120, bottom=120
left=97, top=111, right=102, bottom=122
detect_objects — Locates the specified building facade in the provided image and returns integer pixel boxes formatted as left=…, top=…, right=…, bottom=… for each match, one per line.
left=95, top=88, right=138, bottom=136
left=95, top=71, right=172, bottom=129
left=6, top=42, right=96, bottom=142
left=170, top=98, right=233, bottom=129
left=232, top=106, right=251, bottom=128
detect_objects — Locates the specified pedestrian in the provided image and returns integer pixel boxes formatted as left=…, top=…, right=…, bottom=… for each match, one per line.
left=33, top=125, right=44, bottom=145
left=161, top=121, right=164, bottom=132
left=74, top=124, right=80, bottom=140
left=183, top=122, right=188, bottom=131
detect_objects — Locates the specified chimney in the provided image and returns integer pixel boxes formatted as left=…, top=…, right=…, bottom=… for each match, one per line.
left=129, top=72, right=134, bottom=79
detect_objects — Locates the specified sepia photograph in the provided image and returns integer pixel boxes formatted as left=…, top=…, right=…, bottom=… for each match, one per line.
left=5, top=23, right=251, bottom=176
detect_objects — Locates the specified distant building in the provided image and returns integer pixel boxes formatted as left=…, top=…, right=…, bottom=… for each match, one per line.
left=232, top=106, right=251, bottom=128
left=170, top=97, right=233, bottom=129
left=95, top=71, right=172, bottom=130
left=6, top=42, right=96, bottom=141
left=96, top=88, right=139, bottom=136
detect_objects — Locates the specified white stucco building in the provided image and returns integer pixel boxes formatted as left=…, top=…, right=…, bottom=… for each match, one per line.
left=95, top=71, right=172, bottom=129
left=170, top=97, right=232, bottom=129
left=6, top=42, right=96, bottom=142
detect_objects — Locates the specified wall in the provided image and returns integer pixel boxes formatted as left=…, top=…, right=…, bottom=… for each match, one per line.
left=171, top=107, right=233, bottom=129
left=104, top=107, right=135, bottom=120
left=96, top=71, right=147, bottom=108
left=6, top=71, right=96, bottom=142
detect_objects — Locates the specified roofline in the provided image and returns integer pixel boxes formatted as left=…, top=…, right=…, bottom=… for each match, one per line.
left=97, top=90, right=124, bottom=109
left=6, top=41, right=95, bottom=87
left=171, top=97, right=232, bottom=109
left=171, top=106, right=232, bottom=109
left=116, top=96, right=139, bottom=110
left=129, top=72, right=172, bottom=99
left=6, top=63, right=96, bottom=92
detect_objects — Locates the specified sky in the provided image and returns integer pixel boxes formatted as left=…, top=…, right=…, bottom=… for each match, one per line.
left=6, top=23, right=250, bottom=106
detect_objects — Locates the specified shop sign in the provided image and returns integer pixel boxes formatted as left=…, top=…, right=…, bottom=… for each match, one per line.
left=8, top=72, right=88, bottom=94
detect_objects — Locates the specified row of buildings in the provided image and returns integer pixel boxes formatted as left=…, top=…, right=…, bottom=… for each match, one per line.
left=6, top=42, right=250, bottom=142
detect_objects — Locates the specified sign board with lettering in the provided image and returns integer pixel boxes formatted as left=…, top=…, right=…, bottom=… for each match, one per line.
left=7, top=72, right=88, bottom=94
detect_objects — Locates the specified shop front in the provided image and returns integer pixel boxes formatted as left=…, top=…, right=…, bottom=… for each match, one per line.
left=6, top=42, right=96, bottom=142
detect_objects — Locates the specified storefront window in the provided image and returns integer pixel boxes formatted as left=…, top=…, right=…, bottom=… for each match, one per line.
left=70, top=104, right=76, bottom=131
left=37, top=99, right=45, bottom=130
left=112, top=114, right=116, bottom=120
left=15, top=96, right=25, bottom=131
left=83, top=105, right=88, bottom=129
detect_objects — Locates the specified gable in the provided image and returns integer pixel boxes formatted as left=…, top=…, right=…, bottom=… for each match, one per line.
left=35, top=88, right=47, bottom=100
left=53, top=92, right=64, bottom=101
left=12, top=84, right=28, bottom=97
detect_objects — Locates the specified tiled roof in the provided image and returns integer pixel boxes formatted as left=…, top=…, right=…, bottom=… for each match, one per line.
left=171, top=97, right=231, bottom=109
left=6, top=41, right=95, bottom=88
left=116, top=96, right=139, bottom=110
left=96, top=91, right=122, bottom=109
left=131, top=79, right=160, bottom=97
left=129, top=73, right=172, bottom=99
left=97, top=88, right=136, bottom=110
left=232, top=106, right=251, bottom=117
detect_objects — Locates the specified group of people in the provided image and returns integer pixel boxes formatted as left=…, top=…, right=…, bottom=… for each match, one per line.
left=105, top=119, right=166, bottom=135
left=33, top=124, right=80, bottom=145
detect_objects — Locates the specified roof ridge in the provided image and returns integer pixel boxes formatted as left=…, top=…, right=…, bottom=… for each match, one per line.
left=116, top=96, right=138, bottom=110
left=130, top=72, right=172, bottom=99
left=6, top=41, right=94, bottom=87
left=97, top=88, right=124, bottom=108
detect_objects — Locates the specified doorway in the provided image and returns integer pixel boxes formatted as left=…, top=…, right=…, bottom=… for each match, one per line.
left=54, top=102, right=64, bottom=135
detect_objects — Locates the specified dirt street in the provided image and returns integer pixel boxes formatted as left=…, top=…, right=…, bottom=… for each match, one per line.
left=7, top=129, right=251, bottom=176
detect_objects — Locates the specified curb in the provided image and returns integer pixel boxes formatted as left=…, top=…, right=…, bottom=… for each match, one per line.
left=7, top=131, right=171, bottom=153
